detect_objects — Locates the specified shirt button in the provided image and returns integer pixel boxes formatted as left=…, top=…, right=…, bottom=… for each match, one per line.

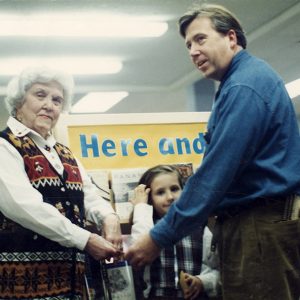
left=33, top=234, right=38, bottom=240
left=66, top=201, right=71, bottom=206
left=61, top=187, right=66, bottom=192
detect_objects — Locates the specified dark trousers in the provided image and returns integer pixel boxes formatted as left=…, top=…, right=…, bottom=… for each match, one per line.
left=217, top=200, right=300, bottom=300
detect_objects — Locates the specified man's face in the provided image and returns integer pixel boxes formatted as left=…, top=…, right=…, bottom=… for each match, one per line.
left=184, top=16, right=237, bottom=81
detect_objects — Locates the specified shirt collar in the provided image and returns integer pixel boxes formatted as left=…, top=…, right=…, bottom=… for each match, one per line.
left=221, top=49, right=248, bottom=84
left=7, top=116, right=57, bottom=148
left=214, top=50, right=249, bottom=101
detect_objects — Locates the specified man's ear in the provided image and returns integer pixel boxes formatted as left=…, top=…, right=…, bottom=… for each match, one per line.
left=227, top=29, right=238, bottom=48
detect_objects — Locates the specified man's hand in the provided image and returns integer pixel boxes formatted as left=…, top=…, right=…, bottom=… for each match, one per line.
left=102, top=213, right=123, bottom=250
left=84, top=233, right=121, bottom=260
left=125, top=233, right=161, bottom=268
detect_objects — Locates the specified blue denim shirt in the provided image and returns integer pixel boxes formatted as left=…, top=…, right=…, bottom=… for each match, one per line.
left=151, top=50, right=300, bottom=248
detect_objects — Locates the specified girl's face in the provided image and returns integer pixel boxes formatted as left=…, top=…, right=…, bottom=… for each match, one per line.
left=150, top=172, right=182, bottom=218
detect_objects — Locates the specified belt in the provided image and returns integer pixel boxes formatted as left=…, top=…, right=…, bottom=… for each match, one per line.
left=216, top=196, right=287, bottom=219
left=210, top=195, right=297, bottom=252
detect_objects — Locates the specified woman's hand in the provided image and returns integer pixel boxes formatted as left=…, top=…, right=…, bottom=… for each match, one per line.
left=84, top=233, right=121, bottom=260
left=130, top=184, right=151, bottom=206
left=102, top=213, right=123, bottom=250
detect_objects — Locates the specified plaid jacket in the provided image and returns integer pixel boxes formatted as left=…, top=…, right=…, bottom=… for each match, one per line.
left=150, top=225, right=204, bottom=298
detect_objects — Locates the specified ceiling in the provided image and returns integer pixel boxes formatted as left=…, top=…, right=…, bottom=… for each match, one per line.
left=0, top=0, right=300, bottom=128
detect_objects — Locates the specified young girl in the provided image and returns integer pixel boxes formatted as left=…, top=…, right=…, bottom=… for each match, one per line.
left=130, top=165, right=220, bottom=300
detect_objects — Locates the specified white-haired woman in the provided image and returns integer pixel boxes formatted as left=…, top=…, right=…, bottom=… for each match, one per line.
left=0, top=67, right=122, bottom=299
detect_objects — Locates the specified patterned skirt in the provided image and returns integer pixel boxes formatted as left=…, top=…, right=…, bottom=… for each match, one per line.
left=0, top=250, right=85, bottom=300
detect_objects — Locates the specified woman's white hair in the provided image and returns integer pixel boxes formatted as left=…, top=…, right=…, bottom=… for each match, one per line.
left=5, top=66, right=74, bottom=116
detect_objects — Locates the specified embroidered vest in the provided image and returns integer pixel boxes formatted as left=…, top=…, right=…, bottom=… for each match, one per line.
left=0, top=128, right=86, bottom=299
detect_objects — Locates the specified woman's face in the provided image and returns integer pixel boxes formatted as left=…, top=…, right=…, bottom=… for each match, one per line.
left=150, top=172, right=182, bottom=218
left=16, top=81, right=64, bottom=138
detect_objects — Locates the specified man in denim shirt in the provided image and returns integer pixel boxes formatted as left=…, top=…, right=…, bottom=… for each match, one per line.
left=126, top=4, right=300, bottom=300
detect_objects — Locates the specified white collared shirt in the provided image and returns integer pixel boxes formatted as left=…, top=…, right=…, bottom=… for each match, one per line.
left=0, top=117, right=115, bottom=250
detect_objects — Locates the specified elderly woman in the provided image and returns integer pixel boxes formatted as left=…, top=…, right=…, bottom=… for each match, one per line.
left=0, top=67, right=122, bottom=299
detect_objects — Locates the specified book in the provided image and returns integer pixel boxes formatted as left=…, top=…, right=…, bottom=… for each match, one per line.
left=100, top=260, right=136, bottom=300
left=172, top=162, right=194, bottom=184
left=110, top=168, right=147, bottom=223
left=87, top=169, right=111, bottom=202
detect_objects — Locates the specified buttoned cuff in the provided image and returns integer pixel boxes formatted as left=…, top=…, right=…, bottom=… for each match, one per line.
left=70, top=225, right=91, bottom=251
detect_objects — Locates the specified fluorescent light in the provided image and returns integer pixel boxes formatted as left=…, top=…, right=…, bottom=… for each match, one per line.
left=71, top=92, right=129, bottom=113
left=0, top=13, right=168, bottom=37
left=286, top=79, right=300, bottom=99
left=0, top=57, right=122, bottom=75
